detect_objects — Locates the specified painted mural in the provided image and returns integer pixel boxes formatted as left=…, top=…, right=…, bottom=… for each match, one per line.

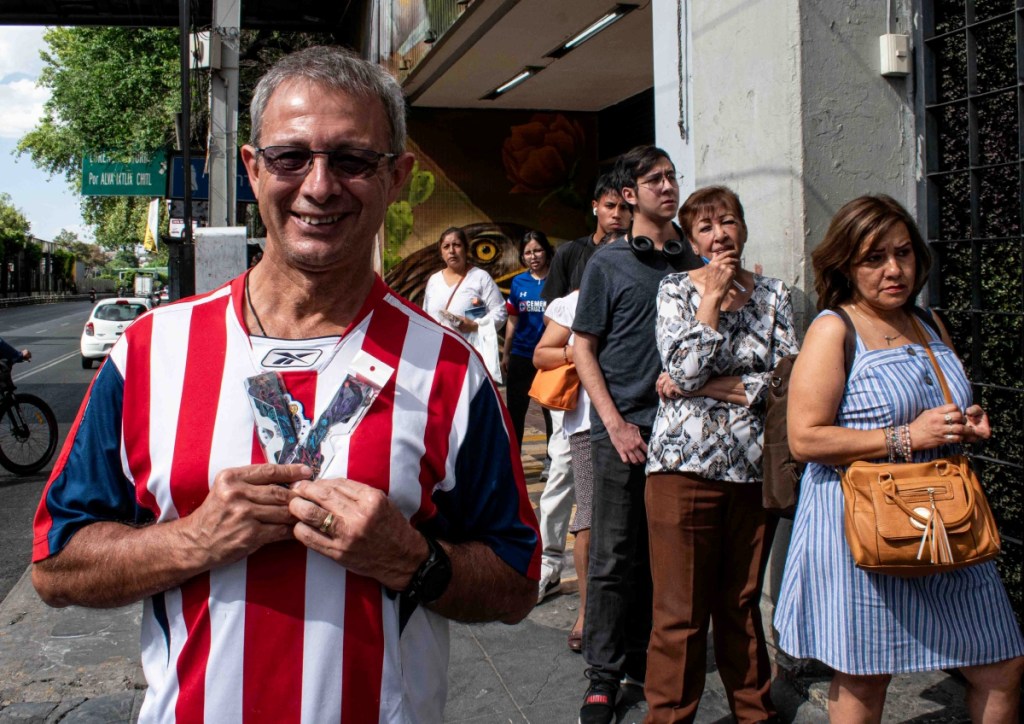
left=383, top=109, right=598, bottom=304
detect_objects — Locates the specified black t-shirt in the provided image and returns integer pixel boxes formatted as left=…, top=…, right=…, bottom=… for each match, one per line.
left=572, top=238, right=700, bottom=440
left=541, top=235, right=598, bottom=303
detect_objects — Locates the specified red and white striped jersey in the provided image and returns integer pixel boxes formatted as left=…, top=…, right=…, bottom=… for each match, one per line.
left=33, top=274, right=540, bottom=723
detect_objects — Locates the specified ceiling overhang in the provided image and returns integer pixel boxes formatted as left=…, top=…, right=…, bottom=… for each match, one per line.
left=0, top=0, right=368, bottom=37
left=0, top=0, right=653, bottom=113
left=402, top=0, right=652, bottom=112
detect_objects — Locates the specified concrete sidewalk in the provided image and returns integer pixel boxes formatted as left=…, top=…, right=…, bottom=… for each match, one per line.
left=0, top=403, right=972, bottom=723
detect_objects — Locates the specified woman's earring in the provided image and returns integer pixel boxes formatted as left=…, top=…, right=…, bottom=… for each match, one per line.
left=592, top=208, right=597, bottom=216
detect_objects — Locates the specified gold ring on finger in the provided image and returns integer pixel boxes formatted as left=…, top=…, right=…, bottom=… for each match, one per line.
left=319, top=512, right=335, bottom=534
left=944, top=413, right=953, bottom=424
left=944, top=433, right=955, bottom=441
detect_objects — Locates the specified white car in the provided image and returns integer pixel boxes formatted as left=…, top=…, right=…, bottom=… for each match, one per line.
left=80, top=298, right=152, bottom=368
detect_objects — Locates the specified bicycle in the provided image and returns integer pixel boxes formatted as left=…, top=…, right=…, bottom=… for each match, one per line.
left=0, top=359, right=58, bottom=475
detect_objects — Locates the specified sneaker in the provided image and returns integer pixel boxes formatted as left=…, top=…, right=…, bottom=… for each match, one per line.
left=539, top=457, right=551, bottom=482
left=578, top=675, right=618, bottom=724
left=536, top=570, right=561, bottom=604
left=620, top=672, right=644, bottom=688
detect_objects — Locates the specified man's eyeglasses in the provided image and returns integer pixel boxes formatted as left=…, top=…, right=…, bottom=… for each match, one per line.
left=638, top=171, right=681, bottom=188
left=256, top=146, right=397, bottom=179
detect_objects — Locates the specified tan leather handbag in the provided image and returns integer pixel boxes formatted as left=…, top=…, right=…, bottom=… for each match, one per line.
left=528, top=363, right=580, bottom=411
left=840, top=318, right=1001, bottom=577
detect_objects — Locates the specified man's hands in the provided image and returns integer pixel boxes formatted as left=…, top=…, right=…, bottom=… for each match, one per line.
left=607, top=418, right=648, bottom=465
left=196, top=465, right=429, bottom=591
left=185, top=463, right=308, bottom=569
left=190, top=465, right=430, bottom=591
left=290, top=477, right=427, bottom=592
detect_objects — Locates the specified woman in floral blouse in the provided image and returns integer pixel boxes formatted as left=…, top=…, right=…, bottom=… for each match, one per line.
left=643, top=186, right=798, bottom=723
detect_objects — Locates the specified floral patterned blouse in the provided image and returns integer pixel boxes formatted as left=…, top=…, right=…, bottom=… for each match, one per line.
left=646, top=273, right=799, bottom=482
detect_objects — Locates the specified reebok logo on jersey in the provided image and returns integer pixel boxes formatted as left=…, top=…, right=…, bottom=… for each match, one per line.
left=261, top=349, right=323, bottom=368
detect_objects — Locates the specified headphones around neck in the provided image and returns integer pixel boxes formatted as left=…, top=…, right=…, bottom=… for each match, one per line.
left=627, top=223, right=693, bottom=269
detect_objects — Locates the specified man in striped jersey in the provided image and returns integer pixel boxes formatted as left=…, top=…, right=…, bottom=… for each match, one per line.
left=31, top=47, right=539, bottom=723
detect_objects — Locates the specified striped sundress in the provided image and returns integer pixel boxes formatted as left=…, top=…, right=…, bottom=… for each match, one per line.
left=774, top=310, right=1024, bottom=674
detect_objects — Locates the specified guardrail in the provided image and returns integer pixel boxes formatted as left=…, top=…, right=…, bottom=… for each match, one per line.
left=0, top=293, right=93, bottom=309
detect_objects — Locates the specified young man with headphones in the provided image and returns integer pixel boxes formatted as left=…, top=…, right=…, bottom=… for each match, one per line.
left=571, top=146, right=700, bottom=724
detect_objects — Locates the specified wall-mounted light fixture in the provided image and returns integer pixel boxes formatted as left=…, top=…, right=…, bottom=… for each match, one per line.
left=481, top=66, right=544, bottom=100
left=546, top=4, right=638, bottom=59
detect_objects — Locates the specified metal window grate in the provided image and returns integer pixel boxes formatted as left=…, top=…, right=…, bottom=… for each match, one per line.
left=920, top=0, right=1023, bottom=622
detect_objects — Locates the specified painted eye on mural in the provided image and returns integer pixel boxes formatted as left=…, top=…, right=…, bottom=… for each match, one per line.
left=471, top=239, right=498, bottom=262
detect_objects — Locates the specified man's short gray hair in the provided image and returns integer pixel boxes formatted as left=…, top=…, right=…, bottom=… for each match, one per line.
left=249, top=46, right=407, bottom=154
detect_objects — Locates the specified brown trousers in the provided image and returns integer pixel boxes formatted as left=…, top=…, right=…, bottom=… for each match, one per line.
left=644, top=472, right=777, bottom=724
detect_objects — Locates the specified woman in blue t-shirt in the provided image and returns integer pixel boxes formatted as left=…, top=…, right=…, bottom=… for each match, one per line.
left=501, top=230, right=554, bottom=446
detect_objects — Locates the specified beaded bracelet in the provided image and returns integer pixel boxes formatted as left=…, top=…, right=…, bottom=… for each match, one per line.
left=894, top=424, right=907, bottom=462
left=899, top=424, right=913, bottom=461
left=885, top=425, right=897, bottom=462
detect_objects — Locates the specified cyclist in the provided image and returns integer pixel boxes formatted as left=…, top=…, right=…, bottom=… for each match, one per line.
left=0, top=339, right=29, bottom=364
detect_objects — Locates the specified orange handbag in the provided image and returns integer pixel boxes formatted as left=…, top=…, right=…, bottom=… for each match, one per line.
left=840, top=318, right=1001, bottom=576
left=528, top=364, right=580, bottom=411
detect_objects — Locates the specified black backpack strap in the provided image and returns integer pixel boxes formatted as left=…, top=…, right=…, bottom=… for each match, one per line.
left=831, top=307, right=857, bottom=377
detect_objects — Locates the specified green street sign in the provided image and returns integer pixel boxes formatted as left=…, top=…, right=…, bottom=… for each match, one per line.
left=81, top=151, right=168, bottom=196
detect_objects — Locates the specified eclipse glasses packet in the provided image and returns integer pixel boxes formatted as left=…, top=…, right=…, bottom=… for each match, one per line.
left=245, top=350, right=394, bottom=479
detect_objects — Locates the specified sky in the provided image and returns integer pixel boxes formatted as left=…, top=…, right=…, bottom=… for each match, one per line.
left=0, top=26, right=91, bottom=242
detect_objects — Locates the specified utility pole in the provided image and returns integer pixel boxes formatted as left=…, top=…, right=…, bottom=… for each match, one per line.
left=208, top=0, right=241, bottom=227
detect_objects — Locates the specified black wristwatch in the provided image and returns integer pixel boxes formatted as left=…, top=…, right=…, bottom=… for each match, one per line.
left=402, top=536, right=452, bottom=605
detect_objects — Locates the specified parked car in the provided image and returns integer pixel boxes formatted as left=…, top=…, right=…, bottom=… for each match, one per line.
left=80, top=297, right=152, bottom=369
left=159, top=288, right=170, bottom=303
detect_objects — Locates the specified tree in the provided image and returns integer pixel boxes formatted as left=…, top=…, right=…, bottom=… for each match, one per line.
left=18, top=26, right=180, bottom=183
left=0, top=193, right=31, bottom=250
left=0, top=194, right=31, bottom=294
left=17, top=27, right=181, bottom=255
left=51, top=229, right=78, bottom=247
left=54, top=228, right=109, bottom=270
left=17, top=27, right=340, bottom=251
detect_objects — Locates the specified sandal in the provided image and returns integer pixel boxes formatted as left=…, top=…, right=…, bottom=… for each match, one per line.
left=567, top=629, right=583, bottom=653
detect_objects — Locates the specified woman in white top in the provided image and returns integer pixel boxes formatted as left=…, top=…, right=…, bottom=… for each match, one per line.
left=533, top=255, right=601, bottom=654
left=422, top=227, right=507, bottom=382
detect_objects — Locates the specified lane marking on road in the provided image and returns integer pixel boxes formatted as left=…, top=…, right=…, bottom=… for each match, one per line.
left=12, top=350, right=81, bottom=382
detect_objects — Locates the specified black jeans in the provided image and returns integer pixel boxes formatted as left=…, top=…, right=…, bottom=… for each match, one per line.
left=583, top=431, right=653, bottom=683
left=505, top=353, right=552, bottom=448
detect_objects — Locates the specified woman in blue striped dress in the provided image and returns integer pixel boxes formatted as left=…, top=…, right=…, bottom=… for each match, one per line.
left=775, top=195, right=1024, bottom=722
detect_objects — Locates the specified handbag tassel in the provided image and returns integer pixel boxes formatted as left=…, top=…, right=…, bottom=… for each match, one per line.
left=916, top=489, right=954, bottom=565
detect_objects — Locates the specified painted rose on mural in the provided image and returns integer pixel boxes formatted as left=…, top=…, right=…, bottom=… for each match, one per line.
left=502, top=113, right=586, bottom=206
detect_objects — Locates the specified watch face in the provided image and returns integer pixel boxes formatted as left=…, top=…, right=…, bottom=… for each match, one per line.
left=419, top=554, right=452, bottom=604
left=415, top=539, right=453, bottom=604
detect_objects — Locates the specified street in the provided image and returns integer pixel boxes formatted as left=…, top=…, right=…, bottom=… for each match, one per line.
left=0, top=300, right=97, bottom=600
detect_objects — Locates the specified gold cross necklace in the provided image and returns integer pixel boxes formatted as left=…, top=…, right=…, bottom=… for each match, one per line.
left=851, top=303, right=908, bottom=346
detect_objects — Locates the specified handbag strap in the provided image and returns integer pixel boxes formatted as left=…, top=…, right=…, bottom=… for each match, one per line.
left=444, top=274, right=466, bottom=311
left=909, top=315, right=953, bottom=406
